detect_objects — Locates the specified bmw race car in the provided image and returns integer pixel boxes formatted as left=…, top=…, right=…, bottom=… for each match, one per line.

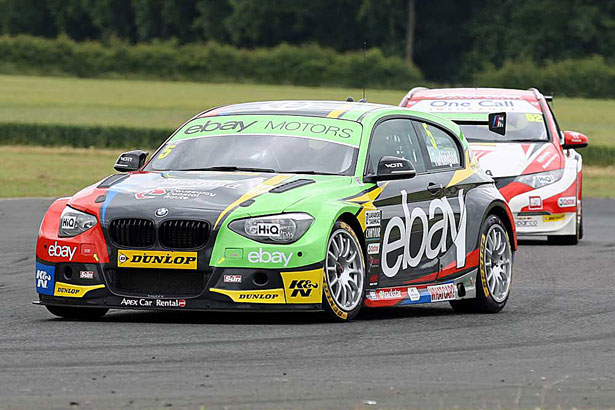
left=35, top=100, right=517, bottom=321
left=401, top=88, right=588, bottom=244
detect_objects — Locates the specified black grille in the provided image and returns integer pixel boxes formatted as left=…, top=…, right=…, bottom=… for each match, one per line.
left=106, top=268, right=206, bottom=297
left=109, top=219, right=155, bottom=248
left=159, top=220, right=209, bottom=249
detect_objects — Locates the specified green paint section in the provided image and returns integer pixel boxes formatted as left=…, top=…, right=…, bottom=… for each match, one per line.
left=209, top=175, right=368, bottom=268
left=172, top=115, right=363, bottom=147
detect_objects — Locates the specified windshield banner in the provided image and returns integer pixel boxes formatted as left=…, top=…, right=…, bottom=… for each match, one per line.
left=172, top=115, right=363, bottom=147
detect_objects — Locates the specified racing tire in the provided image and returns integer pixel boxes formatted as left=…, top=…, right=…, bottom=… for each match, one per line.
left=45, top=305, right=109, bottom=320
left=322, top=220, right=366, bottom=322
left=450, top=214, right=512, bottom=314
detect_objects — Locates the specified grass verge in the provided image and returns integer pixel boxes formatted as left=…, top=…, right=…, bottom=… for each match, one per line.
left=0, top=146, right=613, bottom=199
left=1, top=74, right=613, bottom=148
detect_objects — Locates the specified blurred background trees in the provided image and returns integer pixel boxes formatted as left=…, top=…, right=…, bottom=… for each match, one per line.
left=0, top=0, right=614, bottom=83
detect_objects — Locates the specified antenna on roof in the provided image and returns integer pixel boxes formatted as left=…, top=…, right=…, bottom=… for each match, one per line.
left=360, top=41, right=367, bottom=103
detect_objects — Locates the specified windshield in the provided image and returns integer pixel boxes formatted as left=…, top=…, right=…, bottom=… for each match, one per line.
left=146, top=134, right=358, bottom=175
left=458, top=113, right=548, bottom=143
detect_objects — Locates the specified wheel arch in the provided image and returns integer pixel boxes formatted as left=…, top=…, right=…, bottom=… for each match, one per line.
left=337, top=212, right=367, bottom=256
left=483, top=200, right=517, bottom=251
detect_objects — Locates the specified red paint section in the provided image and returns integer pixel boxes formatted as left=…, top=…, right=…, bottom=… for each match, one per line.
left=498, top=181, right=534, bottom=202
left=522, top=144, right=562, bottom=174
left=438, top=249, right=480, bottom=280
left=407, top=88, right=539, bottom=103
left=37, top=186, right=111, bottom=264
left=364, top=287, right=407, bottom=308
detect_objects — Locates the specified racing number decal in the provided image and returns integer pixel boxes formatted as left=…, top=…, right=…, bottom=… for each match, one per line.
left=158, top=145, right=176, bottom=159
left=480, top=233, right=489, bottom=298
left=525, top=114, right=543, bottom=122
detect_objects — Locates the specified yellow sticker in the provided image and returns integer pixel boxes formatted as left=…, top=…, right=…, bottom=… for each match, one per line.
left=526, top=114, right=543, bottom=122
left=117, top=250, right=197, bottom=270
left=54, top=282, right=105, bottom=298
left=158, top=144, right=176, bottom=159
left=422, top=122, right=438, bottom=149
left=281, top=269, right=323, bottom=304
left=542, top=214, right=566, bottom=223
left=210, top=288, right=285, bottom=304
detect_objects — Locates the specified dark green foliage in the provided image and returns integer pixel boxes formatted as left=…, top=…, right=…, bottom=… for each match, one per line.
left=474, top=56, right=615, bottom=98
left=1, top=122, right=612, bottom=166
left=0, top=35, right=423, bottom=88
left=0, top=123, right=173, bottom=149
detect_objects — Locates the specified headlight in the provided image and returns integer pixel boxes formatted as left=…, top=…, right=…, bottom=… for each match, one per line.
left=515, top=169, right=563, bottom=189
left=228, top=213, right=314, bottom=244
left=59, top=206, right=98, bottom=237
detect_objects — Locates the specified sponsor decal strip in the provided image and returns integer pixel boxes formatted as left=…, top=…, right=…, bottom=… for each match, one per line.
left=210, top=288, right=285, bottom=304
left=53, top=282, right=105, bottom=298
left=365, top=281, right=458, bottom=307
left=118, top=250, right=198, bottom=270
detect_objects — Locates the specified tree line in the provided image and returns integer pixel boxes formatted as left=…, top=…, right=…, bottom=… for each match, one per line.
left=1, top=0, right=614, bottom=82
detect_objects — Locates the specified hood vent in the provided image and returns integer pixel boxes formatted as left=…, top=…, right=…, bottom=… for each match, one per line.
left=270, top=178, right=315, bottom=193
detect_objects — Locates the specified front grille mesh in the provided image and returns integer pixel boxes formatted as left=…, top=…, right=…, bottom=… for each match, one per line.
left=160, top=220, right=209, bottom=249
left=108, top=218, right=208, bottom=249
left=107, top=268, right=206, bottom=297
left=109, top=219, right=155, bottom=248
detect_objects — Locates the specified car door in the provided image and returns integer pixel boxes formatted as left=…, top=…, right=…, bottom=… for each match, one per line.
left=412, top=120, right=467, bottom=279
left=366, top=118, right=440, bottom=287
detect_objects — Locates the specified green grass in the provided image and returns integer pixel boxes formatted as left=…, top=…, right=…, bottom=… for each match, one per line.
left=1, top=146, right=613, bottom=199
left=0, top=75, right=613, bottom=146
left=0, top=146, right=122, bottom=197
left=0, top=74, right=613, bottom=197
left=0, top=74, right=402, bottom=130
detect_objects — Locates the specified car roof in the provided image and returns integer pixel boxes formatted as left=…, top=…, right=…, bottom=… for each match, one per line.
left=407, top=87, right=540, bottom=102
left=196, top=100, right=392, bottom=122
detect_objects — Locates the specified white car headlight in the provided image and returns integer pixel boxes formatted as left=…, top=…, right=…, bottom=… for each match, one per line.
left=228, top=213, right=313, bottom=244
left=515, top=169, right=563, bottom=189
left=59, top=206, right=98, bottom=237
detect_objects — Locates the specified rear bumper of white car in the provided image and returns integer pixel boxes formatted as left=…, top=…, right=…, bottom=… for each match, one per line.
left=514, top=211, right=577, bottom=236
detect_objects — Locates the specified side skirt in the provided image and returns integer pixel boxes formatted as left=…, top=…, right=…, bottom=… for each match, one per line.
left=364, top=269, right=478, bottom=308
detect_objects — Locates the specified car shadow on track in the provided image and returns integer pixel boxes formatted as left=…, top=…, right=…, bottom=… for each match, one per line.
left=39, top=304, right=458, bottom=325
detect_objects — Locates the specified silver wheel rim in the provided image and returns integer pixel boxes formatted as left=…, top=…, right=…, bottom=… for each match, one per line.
left=326, top=229, right=364, bottom=311
left=484, top=224, right=512, bottom=303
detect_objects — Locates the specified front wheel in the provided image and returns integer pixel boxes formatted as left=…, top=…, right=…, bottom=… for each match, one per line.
left=450, top=214, right=513, bottom=313
left=322, top=221, right=366, bottom=322
left=46, top=305, right=109, bottom=320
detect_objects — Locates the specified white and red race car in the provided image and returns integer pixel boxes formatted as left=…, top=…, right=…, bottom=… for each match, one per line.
left=400, top=87, right=588, bottom=244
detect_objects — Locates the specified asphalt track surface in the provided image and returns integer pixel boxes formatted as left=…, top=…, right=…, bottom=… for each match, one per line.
left=0, top=197, right=614, bottom=409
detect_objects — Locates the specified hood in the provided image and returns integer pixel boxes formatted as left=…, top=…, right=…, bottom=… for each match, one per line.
left=469, top=142, right=562, bottom=178
left=69, top=171, right=351, bottom=227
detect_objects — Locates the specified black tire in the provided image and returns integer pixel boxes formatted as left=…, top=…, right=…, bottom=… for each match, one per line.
left=46, top=305, right=108, bottom=320
left=322, top=221, right=366, bottom=322
left=547, top=211, right=580, bottom=245
left=450, top=214, right=512, bottom=314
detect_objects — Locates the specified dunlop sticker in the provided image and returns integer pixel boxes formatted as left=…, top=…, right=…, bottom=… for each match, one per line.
left=118, top=250, right=197, bottom=270
left=542, top=214, right=566, bottom=223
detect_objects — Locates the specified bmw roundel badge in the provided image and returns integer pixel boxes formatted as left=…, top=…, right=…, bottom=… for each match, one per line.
left=155, top=208, right=169, bottom=217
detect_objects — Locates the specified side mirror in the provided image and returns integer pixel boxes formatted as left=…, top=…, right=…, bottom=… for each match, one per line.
left=114, top=150, right=149, bottom=172
left=365, top=156, right=416, bottom=182
left=562, top=131, right=588, bottom=149
left=488, top=112, right=506, bottom=135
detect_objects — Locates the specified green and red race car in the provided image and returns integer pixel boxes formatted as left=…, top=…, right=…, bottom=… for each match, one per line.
left=35, top=100, right=516, bottom=321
